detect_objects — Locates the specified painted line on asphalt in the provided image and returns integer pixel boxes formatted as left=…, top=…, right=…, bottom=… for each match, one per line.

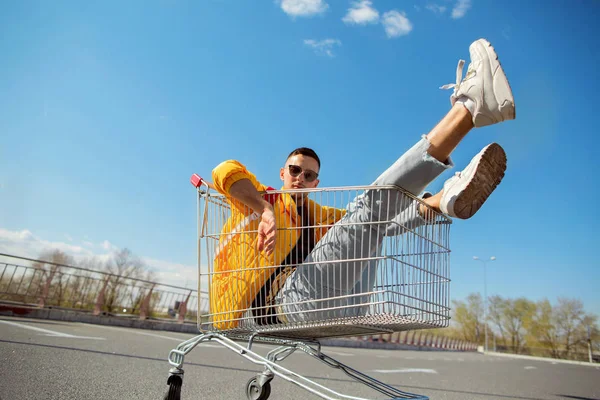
left=325, top=350, right=354, bottom=356
left=80, top=323, right=223, bottom=348
left=374, top=368, right=438, bottom=374
left=524, top=366, right=537, bottom=370
left=0, top=319, right=105, bottom=340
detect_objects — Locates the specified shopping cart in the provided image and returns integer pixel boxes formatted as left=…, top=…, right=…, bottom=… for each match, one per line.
left=162, top=174, right=452, bottom=400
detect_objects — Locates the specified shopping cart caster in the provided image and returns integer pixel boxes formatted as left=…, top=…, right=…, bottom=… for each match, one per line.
left=245, top=376, right=272, bottom=400
left=163, top=369, right=183, bottom=400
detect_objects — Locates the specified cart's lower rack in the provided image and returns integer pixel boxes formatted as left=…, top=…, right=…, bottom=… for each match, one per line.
left=164, top=332, right=429, bottom=400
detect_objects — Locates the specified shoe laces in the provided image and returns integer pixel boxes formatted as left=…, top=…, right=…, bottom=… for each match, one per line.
left=440, top=59, right=476, bottom=100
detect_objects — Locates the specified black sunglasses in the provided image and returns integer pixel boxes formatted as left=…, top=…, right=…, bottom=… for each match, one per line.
left=287, top=165, right=319, bottom=182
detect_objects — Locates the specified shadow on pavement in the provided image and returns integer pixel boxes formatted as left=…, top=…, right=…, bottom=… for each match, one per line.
left=1, top=339, right=553, bottom=400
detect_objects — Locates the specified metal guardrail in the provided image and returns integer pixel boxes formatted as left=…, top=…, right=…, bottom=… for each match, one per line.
left=0, top=253, right=479, bottom=351
left=0, top=253, right=209, bottom=322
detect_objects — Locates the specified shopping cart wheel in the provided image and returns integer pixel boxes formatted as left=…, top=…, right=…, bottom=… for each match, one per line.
left=164, top=374, right=182, bottom=400
left=245, top=377, right=271, bottom=400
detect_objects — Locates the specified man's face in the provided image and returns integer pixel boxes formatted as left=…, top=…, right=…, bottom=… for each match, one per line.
left=280, top=154, right=320, bottom=192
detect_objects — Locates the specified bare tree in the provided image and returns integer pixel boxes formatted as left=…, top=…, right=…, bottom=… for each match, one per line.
left=71, top=256, right=106, bottom=309
left=102, top=248, right=151, bottom=313
left=34, top=250, right=74, bottom=307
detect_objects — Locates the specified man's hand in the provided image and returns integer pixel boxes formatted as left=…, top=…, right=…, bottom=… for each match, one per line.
left=228, top=179, right=277, bottom=255
left=257, top=207, right=276, bottom=255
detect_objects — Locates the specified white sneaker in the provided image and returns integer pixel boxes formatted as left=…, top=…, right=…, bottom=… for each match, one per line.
left=440, top=143, right=507, bottom=219
left=441, top=38, right=516, bottom=127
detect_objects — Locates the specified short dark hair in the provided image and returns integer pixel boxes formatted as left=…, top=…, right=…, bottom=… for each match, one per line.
left=286, top=147, right=321, bottom=169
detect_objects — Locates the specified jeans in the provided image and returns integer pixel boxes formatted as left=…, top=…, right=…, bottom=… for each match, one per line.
left=275, top=136, right=452, bottom=322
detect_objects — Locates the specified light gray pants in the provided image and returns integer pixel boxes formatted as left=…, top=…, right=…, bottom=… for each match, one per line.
left=275, top=137, right=452, bottom=322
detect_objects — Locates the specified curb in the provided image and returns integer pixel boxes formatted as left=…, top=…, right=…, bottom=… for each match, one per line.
left=484, top=351, right=599, bottom=368
left=0, top=303, right=199, bottom=334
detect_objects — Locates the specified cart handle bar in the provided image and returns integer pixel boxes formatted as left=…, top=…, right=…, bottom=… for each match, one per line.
left=190, top=173, right=279, bottom=205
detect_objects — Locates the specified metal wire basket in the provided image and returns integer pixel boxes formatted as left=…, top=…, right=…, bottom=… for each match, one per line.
left=163, top=175, right=452, bottom=400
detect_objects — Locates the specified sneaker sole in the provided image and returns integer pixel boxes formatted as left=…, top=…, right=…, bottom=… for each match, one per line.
left=452, top=143, right=507, bottom=219
left=474, top=39, right=516, bottom=121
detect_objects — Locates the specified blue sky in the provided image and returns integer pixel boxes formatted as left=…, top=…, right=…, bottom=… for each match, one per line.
left=1, top=1, right=599, bottom=317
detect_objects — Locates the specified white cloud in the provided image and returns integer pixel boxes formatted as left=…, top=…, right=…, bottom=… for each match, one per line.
left=278, top=0, right=328, bottom=17
left=64, top=234, right=73, bottom=242
left=304, top=38, right=342, bottom=57
left=381, top=10, right=413, bottom=38
left=451, top=0, right=472, bottom=19
left=342, top=0, right=379, bottom=25
left=426, top=3, right=447, bottom=14
left=101, top=240, right=118, bottom=251
left=143, top=257, right=201, bottom=290
left=0, top=228, right=95, bottom=262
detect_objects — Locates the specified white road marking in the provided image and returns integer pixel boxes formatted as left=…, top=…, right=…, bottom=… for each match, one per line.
left=80, top=323, right=223, bottom=348
left=374, top=368, right=438, bottom=374
left=325, top=350, right=354, bottom=356
left=376, top=355, right=390, bottom=359
left=0, top=319, right=105, bottom=340
left=524, top=366, right=537, bottom=370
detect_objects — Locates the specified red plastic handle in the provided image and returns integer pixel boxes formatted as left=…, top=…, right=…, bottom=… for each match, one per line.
left=190, top=174, right=203, bottom=188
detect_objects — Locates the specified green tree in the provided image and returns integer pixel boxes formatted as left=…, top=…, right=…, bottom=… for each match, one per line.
left=504, top=297, right=536, bottom=353
left=452, top=293, right=484, bottom=343
left=488, top=295, right=509, bottom=346
left=528, top=299, right=560, bottom=357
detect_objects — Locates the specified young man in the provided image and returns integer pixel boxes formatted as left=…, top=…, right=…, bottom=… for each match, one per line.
left=210, top=38, right=515, bottom=328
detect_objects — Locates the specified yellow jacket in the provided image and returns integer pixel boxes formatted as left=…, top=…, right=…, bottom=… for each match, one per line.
left=210, top=160, right=346, bottom=329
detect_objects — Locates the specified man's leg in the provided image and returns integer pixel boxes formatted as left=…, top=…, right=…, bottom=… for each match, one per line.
left=276, top=38, right=515, bottom=322
left=343, top=191, right=435, bottom=319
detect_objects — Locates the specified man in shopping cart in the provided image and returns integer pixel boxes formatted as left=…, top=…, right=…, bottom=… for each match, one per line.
left=209, top=38, right=514, bottom=328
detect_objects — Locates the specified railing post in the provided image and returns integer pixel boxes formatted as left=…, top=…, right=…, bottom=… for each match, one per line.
left=139, top=284, right=156, bottom=320
left=38, top=268, right=58, bottom=308
left=93, top=278, right=110, bottom=316
left=177, top=290, right=193, bottom=323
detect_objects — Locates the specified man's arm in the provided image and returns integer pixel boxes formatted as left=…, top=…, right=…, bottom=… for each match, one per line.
left=212, top=160, right=277, bottom=255
left=229, top=179, right=276, bottom=254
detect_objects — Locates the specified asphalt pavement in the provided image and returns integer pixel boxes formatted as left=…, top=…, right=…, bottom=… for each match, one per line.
left=1, top=316, right=598, bottom=400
